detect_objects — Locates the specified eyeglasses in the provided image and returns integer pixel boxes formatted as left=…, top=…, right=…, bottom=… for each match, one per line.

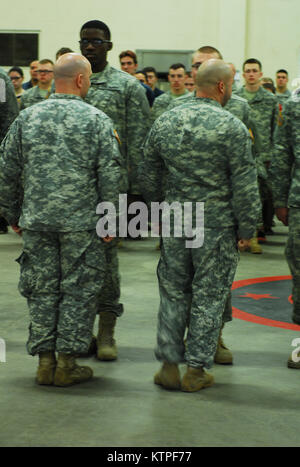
left=191, top=62, right=203, bottom=69
left=37, top=70, right=53, bottom=74
left=79, top=39, right=111, bottom=47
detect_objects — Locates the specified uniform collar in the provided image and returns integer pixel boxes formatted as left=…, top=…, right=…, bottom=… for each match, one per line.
left=90, top=63, right=111, bottom=84
left=49, top=93, right=83, bottom=101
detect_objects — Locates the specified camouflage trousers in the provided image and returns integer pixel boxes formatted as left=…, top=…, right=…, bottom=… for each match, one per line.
left=222, top=293, right=233, bottom=323
left=156, top=229, right=239, bottom=369
left=258, top=175, right=274, bottom=230
left=97, top=239, right=123, bottom=317
left=285, top=208, right=300, bottom=324
left=17, top=230, right=106, bottom=356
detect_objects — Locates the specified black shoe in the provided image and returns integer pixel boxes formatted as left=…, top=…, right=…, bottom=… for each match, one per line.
left=0, top=227, right=8, bottom=234
left=265, top=228, right=274, bottom=235
left=257, top=230, right=266, bottom=244
left=292, top=312, right=300, bottom=326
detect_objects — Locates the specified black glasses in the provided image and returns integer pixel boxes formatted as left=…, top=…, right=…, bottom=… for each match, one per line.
left=79, top=39, right=110, bottom=47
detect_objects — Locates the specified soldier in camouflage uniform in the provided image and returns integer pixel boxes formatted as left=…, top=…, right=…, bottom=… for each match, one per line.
left=0, top=54, right=122, bottom=386
left=275, top=69, right=291, bottom=106
left=20, top=60, right=54, bottom=110
left=270, top=93, right=300, bottom=368
left=151, top=63, right=191, bottom=123
left=79, top=20, right=151, bottom=361
left=0, top=67, right=19, bottom=233
left=236, top=59, right=278, bottom=239
left=159, top=47, right=261, bottom=365
left=141, top=60, right=260, bottom=392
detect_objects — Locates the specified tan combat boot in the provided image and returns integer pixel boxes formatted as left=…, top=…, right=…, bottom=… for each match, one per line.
left=97, top=312, right=118, bottom=361
left=53, top=353, right=93, bottom=387
left=154, top=362, right=181, bottom=390
left=181, top=366, right=214, bottom=392
left=249, top=237, right=262, bottom=254
left=214, top=329, right=233, bottom=365
left=36, top=351, right=56, bottom=385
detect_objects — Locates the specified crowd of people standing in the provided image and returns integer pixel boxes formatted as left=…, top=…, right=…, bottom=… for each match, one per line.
left=0, top=19, right=299, bottom=391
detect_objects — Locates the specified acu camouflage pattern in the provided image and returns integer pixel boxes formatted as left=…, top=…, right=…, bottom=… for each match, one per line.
left=156, top=232, right=238, bottom=369
left=163, top=91, right=253, bottom=129
left=84, top=64, right=150, bottom=318
left=142, top=98, right=260, bottom=238
left=225, top=94, right=265, bottom=180
left=271, top=95, right=300, bottom=323
left=159, top=91, right=264, bottom=174
left=0, top=67, right=19, bottom=143
left=285, top=209, right=300, bottom=324
left=84, top=64, right=151, bottom=194
left=0, top=94, right=122, bottom=229
left=141, top=98, right=260, bottom=368
left=151, top=92, right=262, bottom=322
left=235, top=86, right=279, bottom=163
left=0, top=94, right=122, bottom=355
left=19, top=85, right=51, bottom=110
left=18, top=230, right=106, bottom=355
left=271, top=95, right=300, bottom=209
left=151, top=90, right=191, bottom=124
left=276, top=89, right=292, bottom=106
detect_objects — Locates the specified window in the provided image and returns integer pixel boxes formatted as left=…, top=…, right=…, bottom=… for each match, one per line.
left=136, top=49, right=194, bottom=77
left=0, top=32, right=39, bottom=67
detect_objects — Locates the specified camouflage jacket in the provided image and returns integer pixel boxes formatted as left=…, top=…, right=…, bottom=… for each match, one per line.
left=141, top=98, right=260, bottom=239
left=162, top=91, right=253, bottom=130
left=0, top=67, right=19, bottom=143
left=154, top=91, right=265, bottom=179
left=276, top=89, right=291, bottom=106
left=235, top=86, right=279, bottom=163
left=84, top=64, right=151, bottom=194
left=271, top=94, right=300, bottom=209
left=20, top=85, right=52, bottom=110
left=0, top=94, right=122, bottom=230
left=151, top=90, right=191, bottom=124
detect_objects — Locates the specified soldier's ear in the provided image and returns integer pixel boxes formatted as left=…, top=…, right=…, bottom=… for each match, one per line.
left=107, top=41, right=113, bottom=52
left=218, top=80, right=225, bottom=94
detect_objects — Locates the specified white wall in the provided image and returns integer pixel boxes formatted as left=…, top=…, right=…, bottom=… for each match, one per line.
left=246, top=0, right=300, bottom=84
left=1, top=0, right=299, bottom=86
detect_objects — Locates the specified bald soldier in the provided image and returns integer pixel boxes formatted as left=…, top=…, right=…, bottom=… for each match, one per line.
left=0, top=54, right=122, bottom=387
left=152, top=46, right=261, bottom=366
left=141, top=60, right=260, bottom=392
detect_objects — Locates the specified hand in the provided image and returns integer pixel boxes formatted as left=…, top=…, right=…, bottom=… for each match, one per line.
left=275, top=207, right=289, bottom=226
left=11, top=224, right=22, bottom=236
left=102, top=236, right=115, bottom=243
left=238, top=239, right=251, bottom=252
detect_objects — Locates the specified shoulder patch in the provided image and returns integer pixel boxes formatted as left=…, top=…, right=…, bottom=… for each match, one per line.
left=113, top=129, right=121, bottom=146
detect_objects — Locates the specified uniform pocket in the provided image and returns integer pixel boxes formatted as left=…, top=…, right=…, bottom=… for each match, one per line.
left=15, top=252, right=35, bottom=297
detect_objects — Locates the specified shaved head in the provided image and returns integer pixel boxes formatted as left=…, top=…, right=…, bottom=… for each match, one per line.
left=54, top=53, right=91, bottom=80
left=54, top=53, right=92, bottom=98
left=196, top=59, right=232, bottom=89
left=195, top=59, right=233, bottom=106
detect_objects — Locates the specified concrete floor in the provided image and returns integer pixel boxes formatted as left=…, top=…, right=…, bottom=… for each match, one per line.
left=0, top=225, right=300, bottom=447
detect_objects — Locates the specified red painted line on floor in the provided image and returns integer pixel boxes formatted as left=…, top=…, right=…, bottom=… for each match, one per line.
left=231, top=275, right=300, bottom=331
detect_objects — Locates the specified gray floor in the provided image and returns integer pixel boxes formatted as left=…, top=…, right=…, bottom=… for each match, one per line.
left=0, top=225, right=299, bottom=447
